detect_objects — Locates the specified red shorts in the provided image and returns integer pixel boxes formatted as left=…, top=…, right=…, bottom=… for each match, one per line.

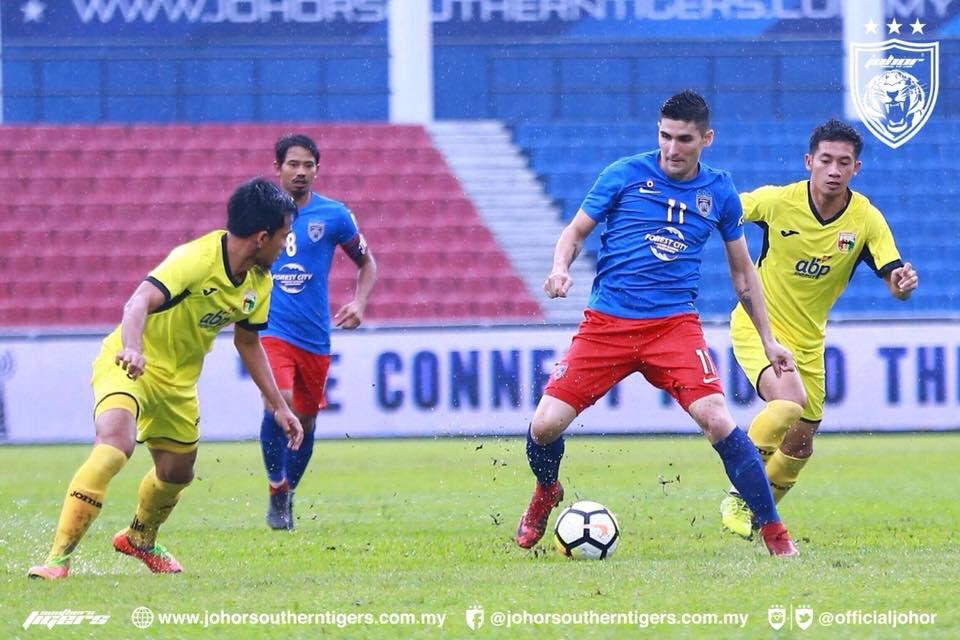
left=544, top=310, right=723, bottom=414
left=261, top=336, right=331, bottom=417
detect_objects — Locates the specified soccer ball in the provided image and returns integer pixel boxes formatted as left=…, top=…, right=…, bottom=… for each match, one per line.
left=553, top=500, right=620, bottom=560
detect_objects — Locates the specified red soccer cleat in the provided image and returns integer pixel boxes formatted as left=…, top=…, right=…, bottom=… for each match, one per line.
left=760, top=522, right=800, bottom=557
left=515, top=481, right=564, bottom=549
left=112, top=531, right=183, bottom=573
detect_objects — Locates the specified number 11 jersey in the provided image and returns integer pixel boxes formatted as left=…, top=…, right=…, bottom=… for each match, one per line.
left=580, top=150, right=744, bottom=319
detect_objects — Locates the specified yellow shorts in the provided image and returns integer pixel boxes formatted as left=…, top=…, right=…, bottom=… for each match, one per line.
left=91, top=345, right=200, bottom=452
left=729, top=316, right=824, bottom=424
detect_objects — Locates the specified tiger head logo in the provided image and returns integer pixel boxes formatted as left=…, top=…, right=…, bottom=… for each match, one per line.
left=860, top=70, right=926, bottom=135
left=850, top=38, right=939, bottom=149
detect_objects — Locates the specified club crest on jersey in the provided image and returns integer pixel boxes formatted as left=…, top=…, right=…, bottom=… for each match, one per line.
left=695, top=190, right=713, bottom=216
left=307, top=221, right=325, bottom=242
left=241, top=290, right=257, bottom=314
left=850, top=37, right=939, bottom=149
left=837, top=232, right=856, bottom=253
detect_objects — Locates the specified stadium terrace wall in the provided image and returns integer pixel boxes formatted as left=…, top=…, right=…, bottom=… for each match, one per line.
left=5, top=1, right=959, bottom=124
left=1, top=322, right=958, bottom=444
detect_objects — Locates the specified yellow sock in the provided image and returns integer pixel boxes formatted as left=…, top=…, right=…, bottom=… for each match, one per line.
left=126, top=468, right=190, bottom=549
left=747, top=399, right=804, bottom=462
left=48, top=444, right=128, bottom=561
left=767, top=449, right=810, bottom=503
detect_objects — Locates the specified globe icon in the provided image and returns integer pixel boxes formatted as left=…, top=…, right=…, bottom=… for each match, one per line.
left=130, top=607, right=155, bottom=629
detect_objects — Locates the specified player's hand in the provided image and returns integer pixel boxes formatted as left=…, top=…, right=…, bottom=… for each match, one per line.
left=274, top=406, right=303, bottom=450
left=544, top=270, right=573, bottom=298
left=115, top=347, right=146, bottom=380
left=763, top=340, right=795, bottom=378
left=891, top=262, right=918, bottom=295
left=334, top=300, right=364, bottom=329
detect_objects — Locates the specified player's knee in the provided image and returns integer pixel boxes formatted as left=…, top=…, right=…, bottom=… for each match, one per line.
left=770, top=399, right=805, bottom=424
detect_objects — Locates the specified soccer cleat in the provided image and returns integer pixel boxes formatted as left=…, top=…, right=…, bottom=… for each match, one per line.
left=266, top=483, right=292, bottom=530
left=515, top=481, right=564, bottom=549
left=28, top=557, right=70, bottom=580
left=759, top=522, right=800, bottom=557
left=720, top=493, right=756, bottom=540
left=112, top=531, right=183, bottom=573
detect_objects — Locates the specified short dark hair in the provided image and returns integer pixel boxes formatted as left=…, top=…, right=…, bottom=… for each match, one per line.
left=275, top=133, right=319, bottom=166
left=659, top=90, right=710, bottom=132
left=227, top=178, right=296, bottom=238
left=808, top=118, right=864, bottom=158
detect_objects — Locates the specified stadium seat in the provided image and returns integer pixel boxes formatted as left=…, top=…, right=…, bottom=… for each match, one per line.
left=0, top=123, right=543, bottom=327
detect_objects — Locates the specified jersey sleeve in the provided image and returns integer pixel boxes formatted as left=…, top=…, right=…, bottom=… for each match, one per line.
left=861, top=208, right=903, bottom=278
left=146, top=242, right=211, bottom=304
left=580, top=160, right=627, bottom=222
left=739, top=185, right=780, bottom=224
left=335, top=206, right=361, bottom=244
left=717, top=174, right=745, bottom=242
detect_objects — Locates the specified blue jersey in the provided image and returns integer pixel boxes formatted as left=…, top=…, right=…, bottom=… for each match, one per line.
left=581, top=150, right=744, bottom=319
left=262, top=192, right=359, bottom=354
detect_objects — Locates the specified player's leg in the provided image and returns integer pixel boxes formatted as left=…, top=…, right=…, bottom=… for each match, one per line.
left=516, top=310, right=635, bottom=549
left=686, top=394, right=797, bottom=556
left=259, top=337, right=296, bottom=529
left=767, top=418, right=818, bottom=503
left=644, top=314, right=797, bottom=556
left=720, top=320, right=805, bottom=537
left=515, top=395, right=576, bottom=548
left=766, top=355, right=824, bottom=504
left=113, top=443, right=194, bottom=574
left=282, top=350, right=331, bottom=529
left=28, top=397, right=136, bottom=580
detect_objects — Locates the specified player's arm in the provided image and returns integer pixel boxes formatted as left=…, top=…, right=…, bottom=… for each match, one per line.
left=233, top=324, right=303, bottom=450
left=334, top=234, right=377, bottom=329
left=115, top=280, right=168, bottom=379
left=544, top=209, right=598, bottom=298
left=884, top=261, right=918, bottom=300
left=723, top=236, right=795, bottom=376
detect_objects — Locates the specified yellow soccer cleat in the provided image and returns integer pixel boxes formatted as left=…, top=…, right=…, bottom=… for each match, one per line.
left=720, top=493, right=755, bottom=540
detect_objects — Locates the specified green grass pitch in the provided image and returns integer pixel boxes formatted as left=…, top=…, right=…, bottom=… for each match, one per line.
left=2, top=433, right=957, bottom=639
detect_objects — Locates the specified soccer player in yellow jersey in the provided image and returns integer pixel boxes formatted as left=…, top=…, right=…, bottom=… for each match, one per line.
left=28, top=178, right=304, bottom=580
left=720, top=119, right=918, bottom=538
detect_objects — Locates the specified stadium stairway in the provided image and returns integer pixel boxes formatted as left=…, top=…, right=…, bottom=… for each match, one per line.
left=429, top=121, right=592, bottom=324
left=0, top=123, right=544, bottom=328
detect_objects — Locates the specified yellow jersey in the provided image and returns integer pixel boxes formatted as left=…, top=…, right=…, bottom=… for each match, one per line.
left=102, top=230, right=273, bottom=386
left=731, top=181, right=901, bottom=349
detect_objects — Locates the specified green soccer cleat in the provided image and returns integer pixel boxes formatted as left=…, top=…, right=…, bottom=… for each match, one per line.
left=720, top=493, right=756, bottom=540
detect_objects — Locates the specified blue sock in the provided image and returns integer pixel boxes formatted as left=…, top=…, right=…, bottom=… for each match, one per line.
left=526, top=426, right=564, bottom=486
left=713, top=427, right=779, bottom=526
left=285, top=427, right=315, bottom=490
left=259, top=411, right=286, bottom=485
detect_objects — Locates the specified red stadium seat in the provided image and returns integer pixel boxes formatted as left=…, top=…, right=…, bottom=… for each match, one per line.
left=0, top=122, right=543, bottom=326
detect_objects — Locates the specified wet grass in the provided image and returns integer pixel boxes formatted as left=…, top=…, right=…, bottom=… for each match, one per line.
left=3, top=433, right=958, bottom=639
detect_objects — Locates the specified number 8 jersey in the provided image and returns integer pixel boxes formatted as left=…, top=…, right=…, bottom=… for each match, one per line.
left=580, top=150, right=744, bottom=319
left=261, top=192, right=361, bottom=355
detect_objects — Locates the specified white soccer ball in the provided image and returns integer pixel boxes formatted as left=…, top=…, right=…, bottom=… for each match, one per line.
left=553, top=500, right=620, bottom=560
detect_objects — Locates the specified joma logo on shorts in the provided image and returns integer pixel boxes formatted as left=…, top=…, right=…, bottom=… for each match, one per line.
left=70, top=491, right=102, bottom=509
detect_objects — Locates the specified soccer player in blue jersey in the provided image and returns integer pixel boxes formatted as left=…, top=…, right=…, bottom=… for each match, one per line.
left=258, top=134, right=377, bottom=529
left=515, top=91, right=800, bottom=556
